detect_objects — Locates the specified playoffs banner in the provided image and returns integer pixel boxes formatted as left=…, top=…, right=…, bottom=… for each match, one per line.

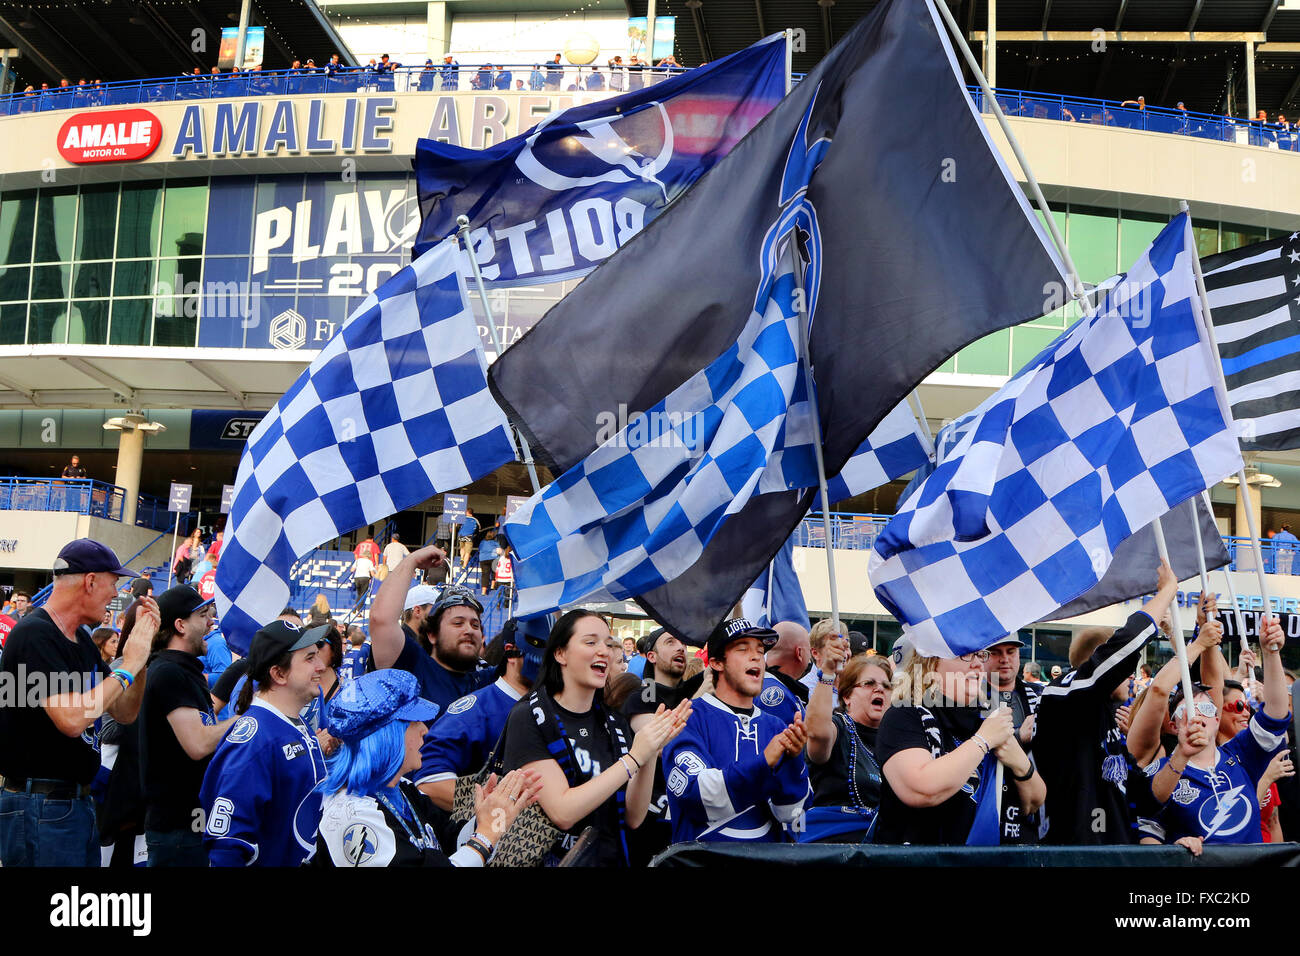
left=413, top=35, right=786, bottom=286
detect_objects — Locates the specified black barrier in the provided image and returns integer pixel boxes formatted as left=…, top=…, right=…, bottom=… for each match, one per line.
left=651, top=842, right=1300, bottom=867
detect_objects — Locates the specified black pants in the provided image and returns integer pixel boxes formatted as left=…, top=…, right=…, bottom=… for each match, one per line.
left=479, top=561, right=494, bottom=591
left=354, top=577, right=370, bottom=599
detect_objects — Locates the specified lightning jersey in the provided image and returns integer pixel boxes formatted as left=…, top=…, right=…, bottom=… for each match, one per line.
left=662, top=694, right=810, bottom=843
left=1152, top=710, right=1290, bottom=845
left=199, top=697, right=327, bottom=866
left=414, top=677, right=523, bottom=787
left=758, top=672, right=805, bottom=727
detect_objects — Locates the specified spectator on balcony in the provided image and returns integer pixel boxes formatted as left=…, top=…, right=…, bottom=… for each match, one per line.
left=473, top=64, right=492, bottom=90
left=627, top=55, right=645, bottom=91
left=61, top=455, right=86, bottom=479
left=441, top=54, right=460, bottom=90
left=545, top=53, right=564, bottom=90
left=1120, top=95, right=1146, bottom=111
left=494, top=65, right=512, bottom=90
left=326, top=53, right=343, bottom=76
left=529, top=64, right=545, bottom=91
left=608, top=55, right=624, bottom=91
left=1275, top=524, right=1298, bottom=574
left=586, top=66, right=604, bottom=91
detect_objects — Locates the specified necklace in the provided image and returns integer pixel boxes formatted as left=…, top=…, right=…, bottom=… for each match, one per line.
left=842, top=712, right=879, bottom=811
left=46, top=606, right=76, bottom=640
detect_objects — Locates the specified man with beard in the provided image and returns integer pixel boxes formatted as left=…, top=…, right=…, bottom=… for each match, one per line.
left=622, top=627, right=703, bottom=863
left=984, top=635, right=1040, bottom=844
left=662, top=619, right=811, bottom=844
left=370, top=546, right=493, bottom=715
left=139, top=585, right=238, bottom=865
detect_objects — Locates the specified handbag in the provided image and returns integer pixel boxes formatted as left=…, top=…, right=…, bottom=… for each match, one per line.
left=450, top=727, right=562, bottom=868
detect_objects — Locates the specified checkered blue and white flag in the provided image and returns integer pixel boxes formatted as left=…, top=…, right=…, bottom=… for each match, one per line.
left=504, top=249, right=820, bottom=617
left=823, top=399, right=932, bottom=505
left=868, top=214, right=1243, bottom=658
left=215, top=241, right=517, bottom=654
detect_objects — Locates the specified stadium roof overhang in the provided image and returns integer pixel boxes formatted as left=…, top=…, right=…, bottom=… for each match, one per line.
left=0, top=346, right=316, bottom=410
left=0, top=0, right=355, bottom=90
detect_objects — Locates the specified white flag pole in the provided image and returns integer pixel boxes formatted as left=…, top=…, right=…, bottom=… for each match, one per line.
left=1179, top=200, right=1274, bottom=622
left=905, top=389, right=937, bottom=459
left=1196, top=491, right=1251, bottom=656
left=1152, top=518, right=1201, bottom=718
left=456, top=216, right=543, bottom=496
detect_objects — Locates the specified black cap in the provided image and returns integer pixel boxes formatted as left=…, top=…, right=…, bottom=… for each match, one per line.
left=246, top=620, right=325, bottom=678
left=157, top=584, right=213, bottom=630
left=52, top=539, right=138, bottom=577
left=707, top=618, right=778, bottom=660
left=847, top=630, right=870, bottom=656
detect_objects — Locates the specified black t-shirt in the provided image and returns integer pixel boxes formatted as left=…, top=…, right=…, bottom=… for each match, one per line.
left=502, top=698, right=627, bottom=867
left=212, top=656, right=249, bottom=706
left=61, top=465, right=85, bottom=478
left=874, top=704, right=984, bottom=845
left=809, top=711, right=881, bottom=810
left=139, top=650, right=218, bottom=831
left=0, top=609, right=111, bottom=785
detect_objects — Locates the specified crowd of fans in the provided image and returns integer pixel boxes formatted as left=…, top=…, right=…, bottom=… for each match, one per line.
left=0, top=532, right=1295, bottom=867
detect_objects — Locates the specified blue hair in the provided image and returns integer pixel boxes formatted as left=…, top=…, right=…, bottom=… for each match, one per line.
left=317, top=721, right=408, bottom=798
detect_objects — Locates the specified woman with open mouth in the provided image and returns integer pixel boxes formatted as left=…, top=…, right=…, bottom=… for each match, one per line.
left=500, top=609, right=691, bottom=866
left=802, top=641, right=894, bottom=843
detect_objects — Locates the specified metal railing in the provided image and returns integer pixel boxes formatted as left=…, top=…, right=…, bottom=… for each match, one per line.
left=798, top=511, right=1300, bottom=576
left=0, top=62, right=690, bottom=114
left=0, top=475, right=189, bottom=533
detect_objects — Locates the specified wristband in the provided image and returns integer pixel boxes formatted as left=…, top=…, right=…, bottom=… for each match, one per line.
left=624, top=751, right=642, bottom=770
left=1012, top=763, right=1035, bottom=782
left=465, top=835, right=493, bottom=862
left=970, top=733, right=991, bottom=756
left=619, top=755, right=635, bottom=781
left=111, top=668, right=134, bottom=688
left=109, top=672, right=129, bottom=691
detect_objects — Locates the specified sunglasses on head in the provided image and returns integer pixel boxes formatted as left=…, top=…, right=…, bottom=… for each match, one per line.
left=1173, top=700, right=1219, bottom=721
left=432, top=585, right=483, bottom=616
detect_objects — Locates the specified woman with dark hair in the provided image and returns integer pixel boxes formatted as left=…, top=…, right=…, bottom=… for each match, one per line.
left=501, top=609, right=691, bottom=866
left=315, top=669, right=540, bottom=866
left=199, top=621, right=328, bottom=866
left=92, top=626, right=120, bottom=665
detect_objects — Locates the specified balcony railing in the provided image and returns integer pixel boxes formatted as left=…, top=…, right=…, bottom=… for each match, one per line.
left=0, top=476, right=186, bottom=533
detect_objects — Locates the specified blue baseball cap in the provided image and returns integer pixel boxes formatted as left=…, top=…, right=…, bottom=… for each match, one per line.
left=327, top=669, right=440, bottom=740
left=53, top=539, right=138, bottom=577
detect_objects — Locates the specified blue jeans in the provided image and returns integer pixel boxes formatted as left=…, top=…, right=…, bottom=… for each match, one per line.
left=145, top=828, right=207, bottom=867
left=0, top=784, right=99, bottom=867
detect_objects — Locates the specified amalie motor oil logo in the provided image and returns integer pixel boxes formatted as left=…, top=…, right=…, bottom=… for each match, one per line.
left=57, top=108, right=162, bottom=164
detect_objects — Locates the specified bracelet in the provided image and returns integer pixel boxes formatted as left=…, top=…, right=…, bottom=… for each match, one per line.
left=109, top=672, right=130, bottom=691
left=619, top=755, right=635, bottom=781
left=624, top=751, right=642, bottom=770
left=970, top=733, right=991, bottom=756
left=1167, top=759, right=1187, bottom=775
left=111, top=668, right=134, bottom=688
left=465, top=835, right=493, bottom=862
left=816, top=669, right=835, bottom=686
left=1012, top=763, right=1035, bottom=782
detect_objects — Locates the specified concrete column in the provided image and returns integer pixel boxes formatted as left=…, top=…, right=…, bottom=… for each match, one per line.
left=1246, top=41, right=1256, bottom=119
left=427, top=2, right=451, bottom=56
left=1236, top=480, right=1263, bottom=569
left=116, top=423, right=145, bottom=527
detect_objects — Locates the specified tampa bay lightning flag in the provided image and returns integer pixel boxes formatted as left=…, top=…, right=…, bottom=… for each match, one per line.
left=492, top=0, right=1068, bottom=641
left=412, top=36, right=786, bottom=286
left=869, top=215, right=1242, bottom=659
left=214, top=242, right=517, bottom=654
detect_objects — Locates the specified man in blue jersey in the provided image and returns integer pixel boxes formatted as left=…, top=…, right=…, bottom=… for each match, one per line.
left=415, top=616, right=546, bottom=815
left=199, top=620, right=328, bottom=866
left=1149, top=616, right=1292, bottom=847
left=369, top=547, right=493, bottom=714
left=662, top=618, right=810, bottom=844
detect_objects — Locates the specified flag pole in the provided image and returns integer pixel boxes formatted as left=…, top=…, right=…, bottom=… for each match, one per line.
left=788, top=239, right=842, bottom=635
left=906, top=389, right=936, bottom=459
left=930, top=0, right=1085, bottom=300
left=1151, top=518, right=1202, bottom=721
left=456, top=216, right=543, bottom=496
left=1196, top=491, right=1251, bottom=655
left=1179, top=200, right=1275, bottom=622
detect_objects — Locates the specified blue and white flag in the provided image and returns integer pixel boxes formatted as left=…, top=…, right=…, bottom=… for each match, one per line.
left=741, top=536, right=809, bottom=630
left=505, top=245, right=819, bottom=615
left=869, top=214, right=1243, bottom=658
left=412, top=36, right=786, bottom=286
left=214, top=242, right=517, bottom=654
left=823, top=399, right=932, bottom=505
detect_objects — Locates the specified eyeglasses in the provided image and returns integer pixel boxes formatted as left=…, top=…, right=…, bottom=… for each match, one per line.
left=1173, top=700, right=1219, bottom=721
left=854, top=678, right=890, bottom=692
left=957, top=650, right=991, bottom=664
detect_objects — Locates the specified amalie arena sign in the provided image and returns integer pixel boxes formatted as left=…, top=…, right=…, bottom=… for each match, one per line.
left=56, top=108, right=163, bottom=163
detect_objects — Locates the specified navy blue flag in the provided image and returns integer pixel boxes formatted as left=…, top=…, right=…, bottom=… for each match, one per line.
left=490, top=0, right=1068, bottom=641
left=412, top=36, right=786, bottom=285
left=742, top=536, right=810, bottom=630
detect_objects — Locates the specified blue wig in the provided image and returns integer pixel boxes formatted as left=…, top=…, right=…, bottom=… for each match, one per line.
left=317, top=720, right=408, bottom=798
